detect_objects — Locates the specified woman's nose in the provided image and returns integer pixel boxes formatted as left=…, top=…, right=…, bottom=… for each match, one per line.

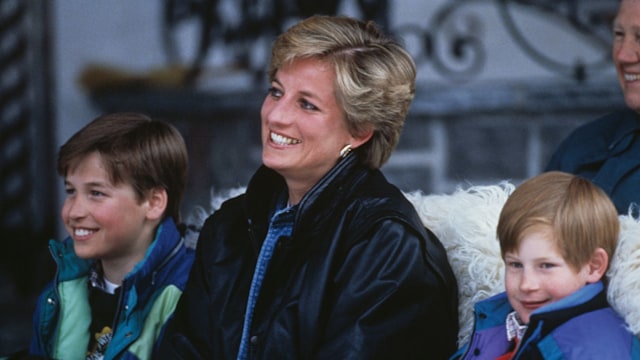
left=263, top=98, right=293, bottom=126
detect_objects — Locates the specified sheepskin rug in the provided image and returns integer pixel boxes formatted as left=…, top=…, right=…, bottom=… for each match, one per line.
left=189, top=183, right=640, bottom=347
left=607, top=214, right=640, bottom=337
left=405, top=183, right=512, bottom=346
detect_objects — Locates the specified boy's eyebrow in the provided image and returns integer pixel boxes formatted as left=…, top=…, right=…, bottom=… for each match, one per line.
left=64, top=179, right=110, bottom=188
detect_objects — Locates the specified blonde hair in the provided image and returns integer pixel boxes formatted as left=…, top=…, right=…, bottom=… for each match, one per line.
left=268, top=15, right=416, bottom=168
left=497, top=171, right=619, bottom=272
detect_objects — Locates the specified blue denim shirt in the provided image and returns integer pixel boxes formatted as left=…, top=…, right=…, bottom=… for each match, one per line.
left=237, top=201, right=297, bottom=360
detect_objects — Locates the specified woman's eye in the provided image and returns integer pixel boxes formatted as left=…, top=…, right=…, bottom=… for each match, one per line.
left=300, top=99, right=318, bottom=111
left=268, top=86, right=282, bottom=98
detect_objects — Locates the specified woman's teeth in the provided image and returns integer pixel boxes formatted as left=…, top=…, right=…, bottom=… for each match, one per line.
left=271, top=132, right=301, bottom=145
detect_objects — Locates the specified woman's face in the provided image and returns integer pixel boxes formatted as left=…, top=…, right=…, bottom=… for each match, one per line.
left=261, top=57, right=365, bottom=198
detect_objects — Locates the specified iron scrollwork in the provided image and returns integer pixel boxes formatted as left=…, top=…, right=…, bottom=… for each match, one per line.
left=161, top=0, right=619, bottom=85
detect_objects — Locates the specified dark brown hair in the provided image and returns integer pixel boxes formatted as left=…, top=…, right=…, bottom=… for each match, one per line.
left=57, top=112, right=188, bottom=222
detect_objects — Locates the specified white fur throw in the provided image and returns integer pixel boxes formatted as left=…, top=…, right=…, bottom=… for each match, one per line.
left=607, top=215, right=640, bottom=336
left=192, top=183, right=640, bottom=347
left=405, top=183, right=512, bottom=346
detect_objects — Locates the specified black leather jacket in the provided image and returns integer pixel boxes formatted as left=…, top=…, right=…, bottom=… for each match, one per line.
left=160, top=153, right=459, bottom=359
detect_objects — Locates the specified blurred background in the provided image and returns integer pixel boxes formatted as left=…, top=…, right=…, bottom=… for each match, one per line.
left=0, top=0, right=624, bottom=355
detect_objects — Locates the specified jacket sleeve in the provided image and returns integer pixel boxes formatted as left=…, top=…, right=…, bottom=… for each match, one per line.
left=27, top=282, right=56, bottom=358
left=156, top=218, right=214, bottom=360
left=314, top=219, right=458, bottom=360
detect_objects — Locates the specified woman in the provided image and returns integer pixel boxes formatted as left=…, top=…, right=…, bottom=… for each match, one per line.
left=160, top=15, right=458, bottom=359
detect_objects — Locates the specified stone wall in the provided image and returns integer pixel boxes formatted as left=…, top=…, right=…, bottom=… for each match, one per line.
left=385, top=80, right=626, bottom=193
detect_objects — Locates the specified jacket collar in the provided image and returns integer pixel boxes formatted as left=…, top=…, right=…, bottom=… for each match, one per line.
left=517, top=282, right=607, bottom=355
left=245, top=152, right=362, bottom=234
left=51, top=217, right=184, bottom=291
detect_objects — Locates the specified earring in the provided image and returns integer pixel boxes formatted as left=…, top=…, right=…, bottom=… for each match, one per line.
left=340, top=144, right=352, bottom=158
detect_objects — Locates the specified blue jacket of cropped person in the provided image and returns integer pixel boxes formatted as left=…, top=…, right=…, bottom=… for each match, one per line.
left=28, top=217, right=195, bottom=360
left=546, top=107, right=640, bottom=214
left=451, top=282, right=640, bottom=359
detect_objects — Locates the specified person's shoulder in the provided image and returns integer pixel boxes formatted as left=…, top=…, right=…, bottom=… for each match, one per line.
left=546, top=108, right=636, bottom=170
left=563, top=110, right=628, bottom=143
left=562, top=109, right=632, bottom=142
left=546, top=306, right=639, bottom=357
left=350, top=169, right=411, bottom=209
left=201, top=191, right=247, bottom=225
left=556, top=306, right=634, bottom=341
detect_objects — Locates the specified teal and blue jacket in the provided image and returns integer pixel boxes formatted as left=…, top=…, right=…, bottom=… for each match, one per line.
left=29, top=217, right=195, bottom=360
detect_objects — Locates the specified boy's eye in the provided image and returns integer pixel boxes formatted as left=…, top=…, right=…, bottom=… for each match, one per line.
left=90, top=190, right=105, bottom=197
left=507, top=261, right=522, bottom=269
left=64, top=188, right=75, bottom=196
left=540, top=263, right=555, bottom=269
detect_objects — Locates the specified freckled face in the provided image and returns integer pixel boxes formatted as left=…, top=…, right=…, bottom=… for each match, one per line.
left=261, top=57, right=357, bottom=194
left=613, top=0, right=640, bottom=112
left=61, top=152, right=154, bottom=264
left=504, top=227, right=591, bottom=324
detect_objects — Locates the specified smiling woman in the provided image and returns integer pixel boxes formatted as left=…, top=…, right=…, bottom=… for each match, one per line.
left=159, top=14, right=459, bottom=360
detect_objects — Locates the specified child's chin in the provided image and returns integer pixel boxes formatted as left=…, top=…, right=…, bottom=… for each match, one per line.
left=72, top=244, right=97, bottom=259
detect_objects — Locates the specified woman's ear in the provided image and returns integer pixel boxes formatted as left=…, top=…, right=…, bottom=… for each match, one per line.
left=350, top=128, right=374, bottom=149
left=145, top=187, right=168, bottom=221
left=585, top=247, right=609, bottom=283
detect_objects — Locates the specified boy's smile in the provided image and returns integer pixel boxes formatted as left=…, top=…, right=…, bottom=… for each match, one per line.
left=503, top=226, right=592, bottom=324
left=61, top=151, right=156, bottom=282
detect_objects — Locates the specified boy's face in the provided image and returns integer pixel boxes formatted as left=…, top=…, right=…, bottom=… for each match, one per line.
left=504, top=227, right=591, bottom=324
left=61, top=152, right=155, bottom=266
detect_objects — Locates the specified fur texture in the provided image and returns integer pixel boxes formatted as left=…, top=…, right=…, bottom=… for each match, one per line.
left=194, top=183, right=640, bottom=346
left=183, top=187, right=246, bottom=248
left=405, top=183, right=512, bottom=346
left=607, top=215, right=640, bottom=336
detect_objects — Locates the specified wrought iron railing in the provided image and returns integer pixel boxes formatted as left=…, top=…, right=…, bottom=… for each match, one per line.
left=161, top=0, right=618, bottom=85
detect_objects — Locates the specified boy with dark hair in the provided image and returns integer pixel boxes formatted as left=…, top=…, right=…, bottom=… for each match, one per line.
left=28, top=112, right=195, bottom=359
